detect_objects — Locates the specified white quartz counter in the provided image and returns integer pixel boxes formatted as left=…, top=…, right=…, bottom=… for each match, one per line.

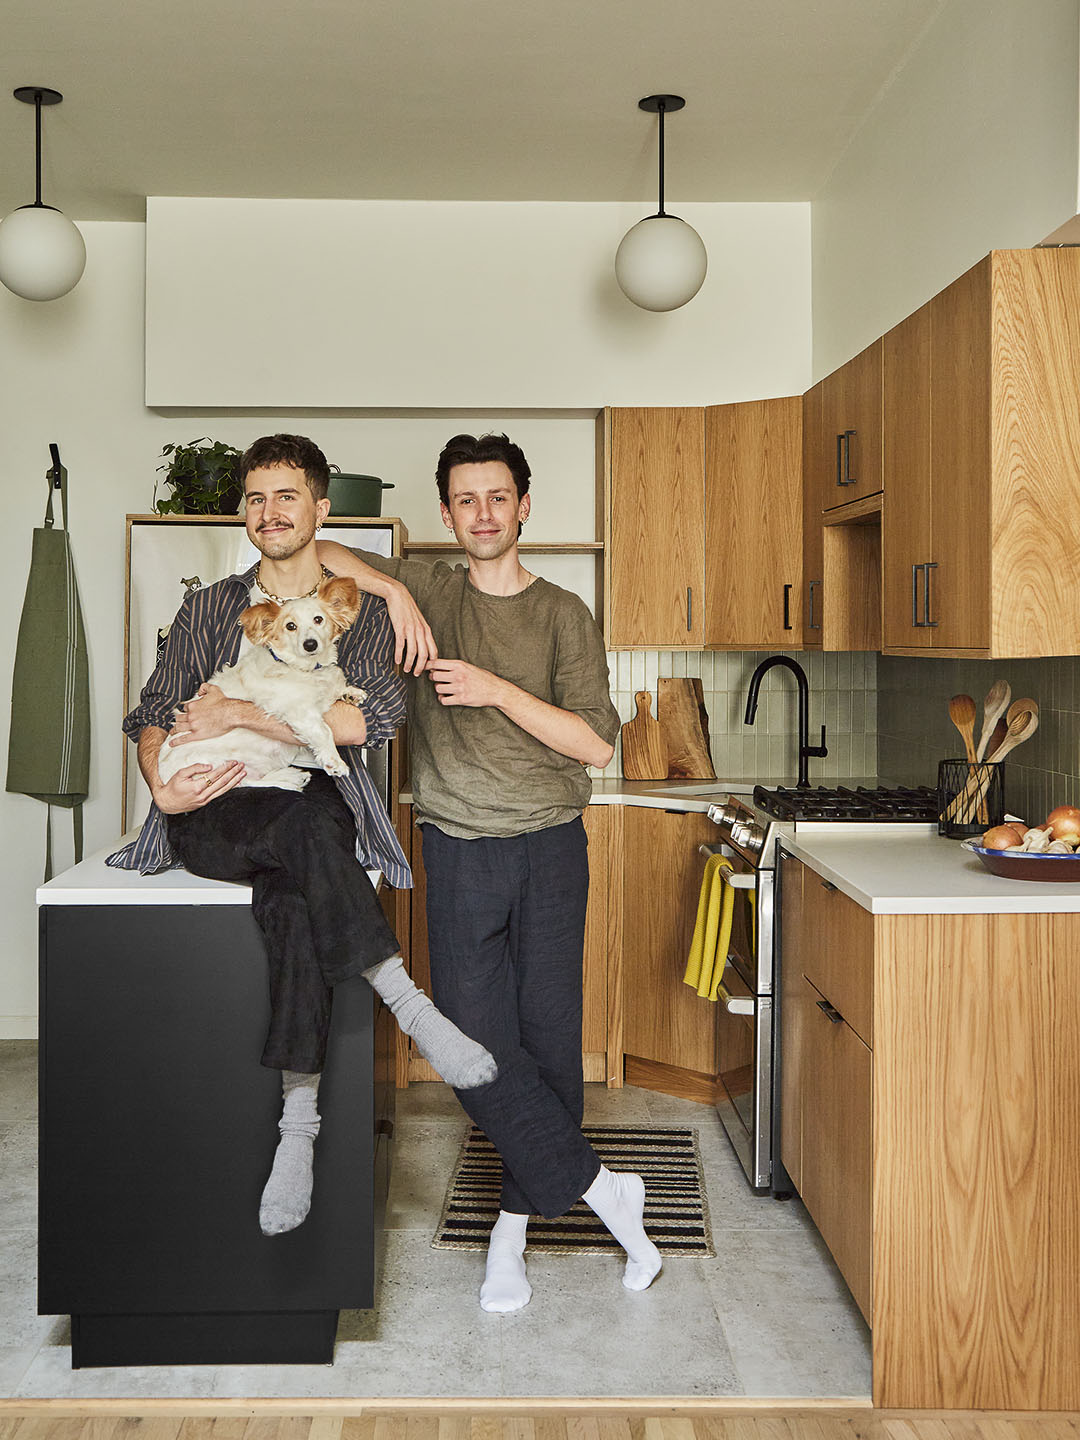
left=399, top=776, right=886, bottom=815
left=37, top=838, right=380, bottom=906
left=784, top=826, right=1080, bottom=915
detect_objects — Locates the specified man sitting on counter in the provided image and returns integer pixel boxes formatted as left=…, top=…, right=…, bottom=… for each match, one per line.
left=108, top=432, right=496, bottom=1236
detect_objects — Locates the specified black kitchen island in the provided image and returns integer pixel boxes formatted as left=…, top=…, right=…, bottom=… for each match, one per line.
left=37, top=844, right=395, bottom=1368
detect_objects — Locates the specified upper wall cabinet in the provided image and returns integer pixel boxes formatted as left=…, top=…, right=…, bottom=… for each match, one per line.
left=882, top=250, right=1080, bottom=657
left=704, top=398, right=803, bottom=648
left=605, top=407, right=706, bottom=648
left=820, top=340, right=883, bottom=508
left=604, top=401, right=802, bottom=649
left=801, top=383, right=825, bottom=649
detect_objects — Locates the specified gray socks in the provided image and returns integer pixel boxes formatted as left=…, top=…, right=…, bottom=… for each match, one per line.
left=260, top=1069, right=321, bottom=1236
left=363, top=954, right=497, bottom=1089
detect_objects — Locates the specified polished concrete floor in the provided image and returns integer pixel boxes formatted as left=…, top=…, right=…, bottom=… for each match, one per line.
left=0, top=1039, right=870, bottom=1399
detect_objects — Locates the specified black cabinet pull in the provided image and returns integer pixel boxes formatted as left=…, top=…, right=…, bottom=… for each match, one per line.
left=911, top=563, right=921, bottom=627
left=820, top=878, right=837, bottom=891
left=923, top=561, right=939, bottom=628
left=816, top=998, right=844, bottom=1024
left=686, top=586, right=693, bottom=632
left=840, top=429, right=857, bottom=485
left=783, top=584, right=792, bottom=630
left=808, top=579, right=820, bottom=631
left=835, top=432, right=845, bottom=487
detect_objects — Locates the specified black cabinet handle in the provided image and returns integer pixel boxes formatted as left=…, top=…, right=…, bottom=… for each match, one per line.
left=808, top=579, right=820, bottom=631
left=820, top=878, right=837, bottom=891
left=837, top=429, right=857, bottom=486
left=912, top=563, right=921, bottom=627
left=836, top=432, right=845, bottom=487
left=816, top=998, right=844, bottom=1025
left=923, top=561, right=939, bottom=628
left=783, top=584, right=792, bottom=630
left=686, top=587, right=693, bottom=632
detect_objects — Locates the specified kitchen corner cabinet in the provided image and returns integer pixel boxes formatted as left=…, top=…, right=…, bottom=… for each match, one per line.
left=780, top=849, right=1080, bottom=1410
left=704, top=397, right=803, bottom=647
left=604, top=401, right=802, bottom=649
left=882, top=249, right=1080, bottom=657
left=400, top=804, right=616, bottom=1086
left=819, top=339, right=883, bottom=509
left=620, top=806, right=719, bottom=1095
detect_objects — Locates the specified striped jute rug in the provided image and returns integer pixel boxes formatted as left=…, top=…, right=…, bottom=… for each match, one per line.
left=432, top=1124, right=714, bottom=1257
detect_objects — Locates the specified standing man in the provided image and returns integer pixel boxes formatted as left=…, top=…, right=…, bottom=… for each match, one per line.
left=318, top=432, right=662, bottom=1312
left=108, top=433, right=495, bottom=1237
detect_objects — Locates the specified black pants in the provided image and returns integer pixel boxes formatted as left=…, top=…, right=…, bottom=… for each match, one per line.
left=421, top=817, right=602, bottom=1219
left=167, top=772, right=400, bottom=1072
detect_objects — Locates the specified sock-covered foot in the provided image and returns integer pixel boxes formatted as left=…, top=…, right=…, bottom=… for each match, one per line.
left=363, top=955, right=497, bottom=1089
left=260, top=1070, right=321, bottom=1236
left=582, top=1166, right=663, bottom=1291
left=480, top=1211, right=532, bottom=1313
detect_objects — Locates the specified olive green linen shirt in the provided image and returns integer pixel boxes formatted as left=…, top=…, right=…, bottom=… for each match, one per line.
left=357, top=553, right=619, bottom=839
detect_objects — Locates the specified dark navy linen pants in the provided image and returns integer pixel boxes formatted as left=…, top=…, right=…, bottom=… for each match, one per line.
left=167, top=771, right=400, bottom=1073
left=421, top=816, right=602, bottom=1219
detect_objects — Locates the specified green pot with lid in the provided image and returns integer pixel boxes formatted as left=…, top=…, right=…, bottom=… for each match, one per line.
left=327, top=470, right=395, bottom=517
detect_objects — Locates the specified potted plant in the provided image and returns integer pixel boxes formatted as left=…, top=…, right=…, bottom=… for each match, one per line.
left=155, top=438, right=244, bottom=515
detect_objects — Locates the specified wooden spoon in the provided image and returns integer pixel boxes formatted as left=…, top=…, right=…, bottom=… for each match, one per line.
left=948, top=694, right=977, bottom=763
left=974, top=679, right=1012, bottom=761
left=986, top=706, right=1038, bottom=762
left=951, top=708, right=1039, bottom=823
left=1006, top=696, right=1038, bottom=729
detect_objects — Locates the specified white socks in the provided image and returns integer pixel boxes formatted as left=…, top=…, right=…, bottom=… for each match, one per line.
left=478, top=1169, right=662, bottom=1311
left=363, top=955, right=497, bottom=1089
left=260, top=1069, right=321, bottom=1236
left=480, top=1210, right=532, bottom=1313
left=582, top=1165, right=663, bottom=1291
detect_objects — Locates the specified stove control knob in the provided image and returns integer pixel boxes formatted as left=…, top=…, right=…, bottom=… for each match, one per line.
left=743, top=821, right=765, bottom=853
left=731, top=818, right=751, bottom=848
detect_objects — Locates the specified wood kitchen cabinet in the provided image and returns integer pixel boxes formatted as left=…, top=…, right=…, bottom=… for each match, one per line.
left=780, top=847, right=1080, bottom=1410
left=881, top=249, right=1080, bottom=656
left=800, top=382, right=825, bottom=649
left=604, top=400, right=802, bottom=649
left=778, top=853, right=872, bottom=1322
left=605, top=407, right=705, bottom=647
left=704, top=397, right=803, bottom=648
left=819, top=338, right=883, bottom=508
left=620, top=806, right=719, bottom=1094
left=399, top=803, right=617, bottom=1086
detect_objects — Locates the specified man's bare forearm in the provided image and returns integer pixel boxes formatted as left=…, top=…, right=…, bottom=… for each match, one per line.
left=496, top=683, right=614, bottom=768
left=317, top=540, right=395, bottom=598
left=136, top=726, right=168, bottom=793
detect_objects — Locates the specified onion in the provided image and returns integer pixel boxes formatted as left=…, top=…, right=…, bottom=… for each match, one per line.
left=1046, top=806, right=1080, bottom=842
left=980, top=823, right=1027, bottom=851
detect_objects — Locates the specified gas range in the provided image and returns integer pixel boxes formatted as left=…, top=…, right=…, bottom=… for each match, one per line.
left=708, top=783, right=939, bottom=868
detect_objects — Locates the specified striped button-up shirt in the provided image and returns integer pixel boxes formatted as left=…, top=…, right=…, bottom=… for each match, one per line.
left=106, top=564, right=412, bottom=889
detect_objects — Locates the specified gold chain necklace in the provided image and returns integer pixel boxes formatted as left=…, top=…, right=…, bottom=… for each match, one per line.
left=255, top=562, right=332, bottom=605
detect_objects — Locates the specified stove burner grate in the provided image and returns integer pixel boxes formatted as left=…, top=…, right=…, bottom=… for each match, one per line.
left=752, top=783, right=939, bottom=822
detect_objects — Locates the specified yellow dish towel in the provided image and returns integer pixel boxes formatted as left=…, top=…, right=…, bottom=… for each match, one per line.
left=683, top=854, right=736, bottom=1001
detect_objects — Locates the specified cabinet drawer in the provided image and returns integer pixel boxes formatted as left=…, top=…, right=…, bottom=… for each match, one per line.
left=799, top=870, right=873, bottom=1046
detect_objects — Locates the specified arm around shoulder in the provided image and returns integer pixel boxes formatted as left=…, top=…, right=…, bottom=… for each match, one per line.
left=316, top=539, right=438, bottom=674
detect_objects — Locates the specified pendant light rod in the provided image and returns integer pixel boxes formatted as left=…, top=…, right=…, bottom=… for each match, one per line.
left=638, top=94, right=685, bottom=218
left=14, top=87, right=64, bottom=210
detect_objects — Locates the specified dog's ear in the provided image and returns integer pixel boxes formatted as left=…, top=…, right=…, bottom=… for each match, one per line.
left=317, top=575, right=361, bottom=633
left=239, top=601, right=281, bottom=647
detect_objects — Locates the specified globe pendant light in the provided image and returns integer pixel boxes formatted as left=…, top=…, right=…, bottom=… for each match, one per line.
left=615, top=95, right=707, bottom=313
left=0, top=87, right=86, bottom=302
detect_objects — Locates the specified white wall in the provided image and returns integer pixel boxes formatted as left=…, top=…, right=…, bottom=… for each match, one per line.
left=0, top=204, right=812, bottom=1036
left=811, top=0, right=1080, bottom=378
left=146, top=198, right=811, bottom=408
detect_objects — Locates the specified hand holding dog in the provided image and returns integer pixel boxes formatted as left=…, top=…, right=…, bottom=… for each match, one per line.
left=153, top=759, right=247, bottom=814
left=169, top=683, right=255, bottom=744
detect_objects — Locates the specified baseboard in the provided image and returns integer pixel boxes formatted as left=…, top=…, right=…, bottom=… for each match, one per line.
left=0, top=1016, right=37, bottom=1040
left=624, top=1054, right=718, bottom=1105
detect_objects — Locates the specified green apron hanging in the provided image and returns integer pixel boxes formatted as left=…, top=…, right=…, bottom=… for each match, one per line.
left=6, top=444, right=91, bottom=880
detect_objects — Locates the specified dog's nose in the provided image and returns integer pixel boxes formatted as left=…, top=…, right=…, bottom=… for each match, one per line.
left=303, top=638, right=319, bottom=652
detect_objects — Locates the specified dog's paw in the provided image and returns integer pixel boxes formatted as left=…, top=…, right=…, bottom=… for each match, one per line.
left=322, top=754, right=350, bottom=777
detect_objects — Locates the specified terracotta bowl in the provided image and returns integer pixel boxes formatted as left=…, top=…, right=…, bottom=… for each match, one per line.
left=961, top=837, right=1080, bottom=882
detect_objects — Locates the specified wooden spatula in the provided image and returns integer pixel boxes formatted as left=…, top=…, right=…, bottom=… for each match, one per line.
left=620, top=691, right=668, bottom=780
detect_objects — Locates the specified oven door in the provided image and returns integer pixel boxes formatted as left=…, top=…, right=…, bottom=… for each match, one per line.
left=715, top=959, right=772, bottom=1191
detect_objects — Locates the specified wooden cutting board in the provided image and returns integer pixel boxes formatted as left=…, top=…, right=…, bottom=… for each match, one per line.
left=620, top=691, right=668, bottom=780
left=657, top=677, right=717, bottom=780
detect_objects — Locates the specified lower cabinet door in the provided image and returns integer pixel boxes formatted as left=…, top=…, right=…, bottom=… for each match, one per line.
left=800, top=974, right=872, bottom=1323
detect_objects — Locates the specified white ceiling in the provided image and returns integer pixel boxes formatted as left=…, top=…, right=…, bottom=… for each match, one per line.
left=2, top=0, right=943, bottom=222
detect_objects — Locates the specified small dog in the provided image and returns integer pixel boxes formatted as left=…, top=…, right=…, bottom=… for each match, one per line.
left=157, top=575, right=365, bottom=792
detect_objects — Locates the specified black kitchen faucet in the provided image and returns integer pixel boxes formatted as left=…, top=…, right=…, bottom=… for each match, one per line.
left=744, top=655, right=828, bottom=788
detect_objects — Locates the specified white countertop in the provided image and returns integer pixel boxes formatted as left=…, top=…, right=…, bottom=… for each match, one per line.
left=37, top=837, right=381, bottom=906
left=398, top=776, right=886, bottom=815
left=784, top=827, right=1080, bottom=915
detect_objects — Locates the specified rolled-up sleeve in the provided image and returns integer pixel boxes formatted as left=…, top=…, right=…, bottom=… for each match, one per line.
left=122, top=590, right=206, bottom=741
left=339, top=592, right=407, bottom=749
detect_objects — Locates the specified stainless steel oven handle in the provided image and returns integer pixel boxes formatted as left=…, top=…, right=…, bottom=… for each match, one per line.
left=718, top=980, right=754, bottom=1015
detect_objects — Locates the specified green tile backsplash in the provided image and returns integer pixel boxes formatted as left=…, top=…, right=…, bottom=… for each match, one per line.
left=877, top=655, right=1080, bottom=823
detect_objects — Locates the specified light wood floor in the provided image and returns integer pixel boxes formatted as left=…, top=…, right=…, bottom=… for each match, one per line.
left=2, top=1411, right=1080, bottom=1440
